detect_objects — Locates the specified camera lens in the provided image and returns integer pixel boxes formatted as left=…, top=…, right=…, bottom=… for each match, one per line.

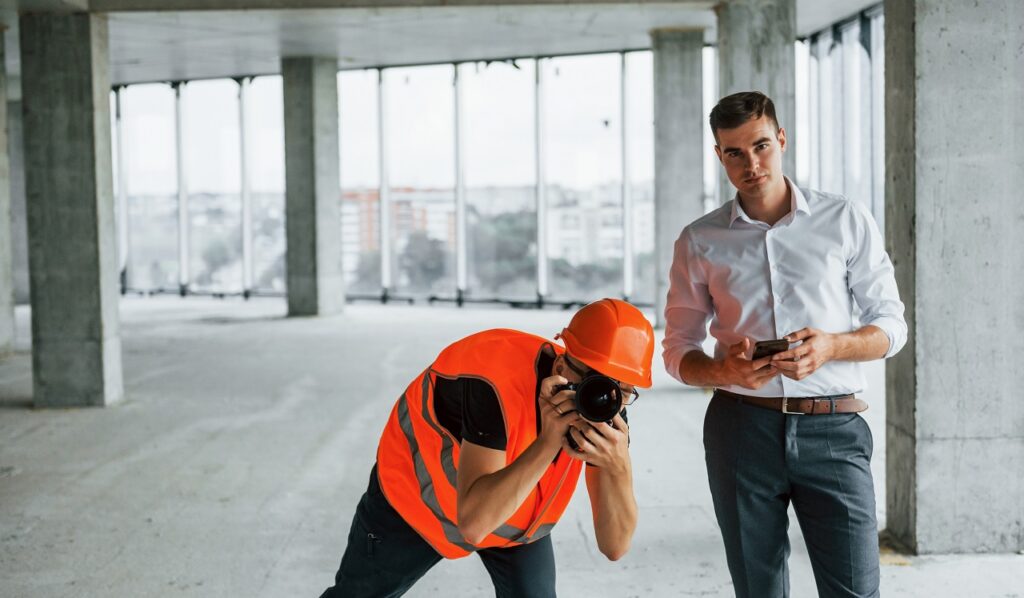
left=573, top=376, right=622, bottom=422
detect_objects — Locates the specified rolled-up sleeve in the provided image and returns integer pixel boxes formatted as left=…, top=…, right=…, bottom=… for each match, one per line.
left=662, top=229, right=714, bottom=384
left=846, top=201, right=907, bottom=358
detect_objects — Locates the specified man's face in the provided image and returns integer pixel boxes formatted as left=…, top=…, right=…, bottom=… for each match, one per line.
left=714, top=115, right=787, bottom=199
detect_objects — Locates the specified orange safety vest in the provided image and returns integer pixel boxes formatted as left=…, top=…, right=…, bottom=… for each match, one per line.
left=376, top=329, right=584, bottom=559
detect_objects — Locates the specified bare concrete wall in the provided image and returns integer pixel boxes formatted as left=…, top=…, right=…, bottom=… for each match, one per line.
left=715, top=0, right=797, bottom=193
left=0, top=32, right=10, bottom=355
left=8, top=100, right=28, bottom=306
left=885, top=0, right=1024, bottom=554
left=652, top=28, right=704, bottom=329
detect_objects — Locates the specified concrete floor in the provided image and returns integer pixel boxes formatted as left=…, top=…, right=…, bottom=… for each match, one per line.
left=0, top=297, right=1021, bottom=597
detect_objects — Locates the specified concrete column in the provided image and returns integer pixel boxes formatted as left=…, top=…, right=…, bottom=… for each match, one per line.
left=652, top=29, right=704, bottom=328
left=0, top=31, right=12, bottom=356
left=716, top=0, right=796, bottom=194
left=20, top=13, right=122, bottom=407
left=885, top=0, right=1023, bottom=554
left=9, top=99, right=29, bottom=307
left=282, top=57, right=344, bottom=316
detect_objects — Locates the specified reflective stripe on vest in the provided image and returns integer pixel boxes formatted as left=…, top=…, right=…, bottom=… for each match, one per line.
left=409, top=371, right=529, bottom=543
left=395, top=394, right=477, bottom=553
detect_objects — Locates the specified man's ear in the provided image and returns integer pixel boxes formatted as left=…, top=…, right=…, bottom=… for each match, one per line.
left=777, top=127, right=787, bottom=152
left=714, top=145, right=723, bottom=165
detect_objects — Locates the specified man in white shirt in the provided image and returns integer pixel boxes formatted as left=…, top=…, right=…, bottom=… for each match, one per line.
left=662, top=91, right=906, bottom=598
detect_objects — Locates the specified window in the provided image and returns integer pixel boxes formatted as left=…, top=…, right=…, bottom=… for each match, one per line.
left=182, top=79, right=243, bottom=293
left=805, top=8, right=886, bottom=227
left=123, top=83, right=178, bottom=291
left=339, top=69, right=382, bottom=295
left=460, top=60, right=538, bottom=301
left=625, top=51, right=655, bottom=304
left=841, top=18, right=872, bottom=207
left=383, top=65, right=456, bottom=298
left=542, top=54, right=623, bottom=301
left=248, top=75, right=286, bottom=293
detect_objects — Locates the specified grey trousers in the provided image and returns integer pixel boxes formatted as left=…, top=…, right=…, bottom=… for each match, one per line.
left=704, top=391, right=880, bottom=598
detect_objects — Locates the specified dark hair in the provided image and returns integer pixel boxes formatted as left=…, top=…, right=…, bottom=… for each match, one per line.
left=709, top=91, right=780, bottom=142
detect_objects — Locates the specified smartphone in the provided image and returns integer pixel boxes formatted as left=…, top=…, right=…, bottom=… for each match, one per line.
left=752, top=339, right=790, bottom=360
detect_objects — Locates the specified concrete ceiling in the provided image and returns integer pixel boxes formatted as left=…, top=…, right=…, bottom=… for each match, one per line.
left=1, top=0, right=880, bottom=88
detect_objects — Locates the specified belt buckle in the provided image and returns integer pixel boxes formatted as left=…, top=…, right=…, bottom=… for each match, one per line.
left=781, top=397, right=804, bottom=415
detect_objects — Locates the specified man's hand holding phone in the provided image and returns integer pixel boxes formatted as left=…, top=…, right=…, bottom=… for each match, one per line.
left=770, top=327, right=837, bottom=381
left=752, top=339, right=790, bottom=361
left=718, top=338, right=779, bottom=390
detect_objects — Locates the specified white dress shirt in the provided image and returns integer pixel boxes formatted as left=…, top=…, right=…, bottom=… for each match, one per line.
left=662, top=178, right=907, bottom=398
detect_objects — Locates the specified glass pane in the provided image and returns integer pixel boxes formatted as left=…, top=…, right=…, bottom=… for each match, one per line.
left=625, top=51, right=655, bottom=305
left=183, top=79, right=243, bottom=293
left=123, top=83, right=178, bottom=291
left=542, top=54, right=623, bottom=302
left=870, top=11, right=886, bottom=232
left=340, top=69, right=382, bottom=295
left=841, top=20, right=872, bottom=206
left=795, top=40, right=811, bottom=188
left=817, top=28, right=843, bottom=193
left=808, top=35, right=821, bottom=189
left=110, top=90, right=118, bottom=199
left=384, top=65, right=455, bottom=299
left=460, top=60, right=537, bottom=301
left=110, top=90, right=125, bottom=277
left=248, top=75, right=286, bottom=293
left=703, top=46, right=720, bottom=210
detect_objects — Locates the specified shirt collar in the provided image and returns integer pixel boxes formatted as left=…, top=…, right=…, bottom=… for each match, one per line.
left=729, top=176, right=810, bottom=227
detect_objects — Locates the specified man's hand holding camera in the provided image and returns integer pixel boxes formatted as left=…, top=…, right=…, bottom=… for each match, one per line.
left=538, top=374, right=581, bottom=453
left=539, top=372, right=632, bottom=473
left=564, top=414, right=630, bottom=475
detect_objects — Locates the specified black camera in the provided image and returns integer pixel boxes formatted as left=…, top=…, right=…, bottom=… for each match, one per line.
left=554, top=375, right=624, bottom=451
left=555, top=375, right=623, bottom=422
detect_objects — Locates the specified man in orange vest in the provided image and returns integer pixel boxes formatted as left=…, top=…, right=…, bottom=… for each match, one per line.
left=318, top=298, right=654, bottom=597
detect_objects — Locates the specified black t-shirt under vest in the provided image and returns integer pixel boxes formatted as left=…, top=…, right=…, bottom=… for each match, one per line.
left=433, top=349, right=554, bottom=451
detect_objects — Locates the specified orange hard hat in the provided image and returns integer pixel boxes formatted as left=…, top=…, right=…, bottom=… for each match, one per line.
left=554, top=298, right=654, bottom=388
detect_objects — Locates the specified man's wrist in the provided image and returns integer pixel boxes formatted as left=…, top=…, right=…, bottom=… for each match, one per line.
left=538, top=432, right=564, bottom=454
left=601, top=457, right=632, bottom=480
left=818, top=330, right=847, bottom=362
left=826, top=332, right=842, bottom=361
left=708, top=357, right=727, bottom=388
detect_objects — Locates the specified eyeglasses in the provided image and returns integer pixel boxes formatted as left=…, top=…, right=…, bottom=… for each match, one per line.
left=562, top=354, right=641, bottom=407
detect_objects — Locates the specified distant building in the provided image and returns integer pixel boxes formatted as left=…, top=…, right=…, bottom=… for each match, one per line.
left=340, top=182, right=655, bottom=285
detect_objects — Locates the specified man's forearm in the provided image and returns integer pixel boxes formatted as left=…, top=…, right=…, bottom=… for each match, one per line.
left=587, top=465, right=637, bottom=561
left=678, top=350, right=724, bottom=387
left=458, top=439, right=559, bottom=543
left=829, top=325, right=890, bottom=362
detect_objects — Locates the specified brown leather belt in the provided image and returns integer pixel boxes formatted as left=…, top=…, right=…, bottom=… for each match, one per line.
left=714, top=389, right=868, bottom=415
